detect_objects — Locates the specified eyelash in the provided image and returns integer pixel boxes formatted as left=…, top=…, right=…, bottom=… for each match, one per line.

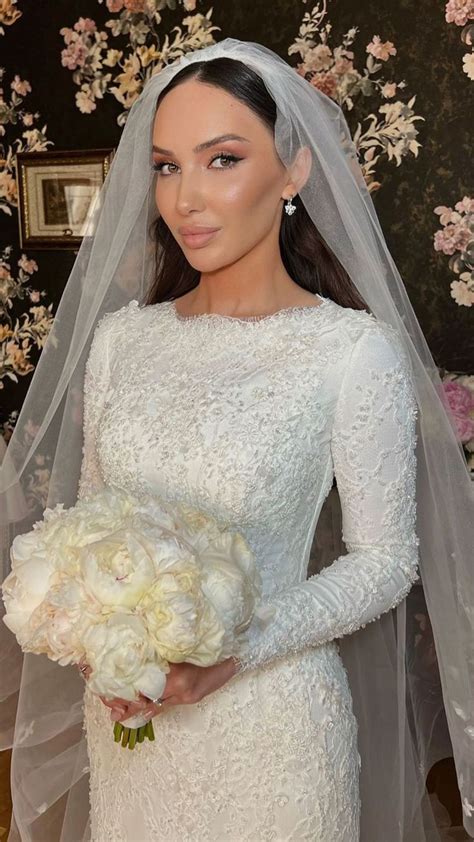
left=152, top=152, right=242, bottom=176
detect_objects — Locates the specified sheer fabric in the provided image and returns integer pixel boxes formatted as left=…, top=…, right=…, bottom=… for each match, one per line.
left=1, top=37, right=473, bottom=841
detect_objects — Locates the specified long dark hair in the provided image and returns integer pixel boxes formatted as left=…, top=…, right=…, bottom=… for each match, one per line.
left=144, top=56, right=368, bottom=312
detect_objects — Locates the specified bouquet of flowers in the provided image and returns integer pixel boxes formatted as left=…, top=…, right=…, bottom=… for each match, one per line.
left=1, top=485, right=263, bottom=749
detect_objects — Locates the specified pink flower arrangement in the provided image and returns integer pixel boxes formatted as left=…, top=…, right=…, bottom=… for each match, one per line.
left=443, top=381, right=474, bottom=443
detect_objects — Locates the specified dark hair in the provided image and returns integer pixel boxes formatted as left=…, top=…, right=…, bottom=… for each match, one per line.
left=144, top=56, right=368, bottom=312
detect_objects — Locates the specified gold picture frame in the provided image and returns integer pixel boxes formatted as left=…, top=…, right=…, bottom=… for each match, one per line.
left=15, top=148, right=115, bottom=250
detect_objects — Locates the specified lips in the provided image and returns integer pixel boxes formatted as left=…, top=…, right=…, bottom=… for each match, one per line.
left=179, top=226, right=219, bottom=235
left=180, top=228, right=220, bottom=248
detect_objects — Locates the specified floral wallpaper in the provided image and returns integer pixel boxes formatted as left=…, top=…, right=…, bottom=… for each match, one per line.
left=1, top=0, right=473, bottom=460
left=0, top=0, right=473, bottom=833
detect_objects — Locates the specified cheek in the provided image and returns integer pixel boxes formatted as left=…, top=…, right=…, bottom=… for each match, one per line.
left=154, top=181, right=166, bottom=212
left=218, top=178, right=278, bottom=226
left=153, top=168, right=278, bottom=230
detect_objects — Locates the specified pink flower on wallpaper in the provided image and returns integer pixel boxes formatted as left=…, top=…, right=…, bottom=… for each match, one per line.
left=366, top=36, right=397, bottom=61
left=0, top=171, right=17, bottom=204
left=445, top=0, right=474, bottom=27
left=124, top=0, right=147, bottom=11
left=106, top=0, right=124, bottom=11
left=303, top=44, right=333, bottom=73
left=450, top=279, right=474, bottom=307
left=333, top=57, right=355, bottom=77
left=74, top=17, right=97, bottom=34
left=10, top=75, right=31, bottom=96
left=18, top=255, right=38, bottom=274
left=61, top=40, right=89, bottom=71
left=455, top=197, right=474, bottom=214
left=308, top=71, right=338, bottom=99
left=433, top=222, right=470, bottom=255
left=463, top=53, right=474, bottom=80
left=381, top=81, right=397, bottom=98
left=443, top=381, right=474, bottom=443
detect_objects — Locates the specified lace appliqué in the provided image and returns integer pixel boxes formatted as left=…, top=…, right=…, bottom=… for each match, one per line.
left=79, top=297, right=418, bottom=841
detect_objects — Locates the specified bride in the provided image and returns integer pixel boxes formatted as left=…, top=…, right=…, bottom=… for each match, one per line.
left=1, top=38, right=473, bottom=842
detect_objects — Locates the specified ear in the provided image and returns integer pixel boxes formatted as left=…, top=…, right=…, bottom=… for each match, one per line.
left=282, top=146, right=312, bottom=199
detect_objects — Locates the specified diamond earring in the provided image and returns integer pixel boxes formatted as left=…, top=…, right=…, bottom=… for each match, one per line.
left=284, top=195, right=297, bottom=216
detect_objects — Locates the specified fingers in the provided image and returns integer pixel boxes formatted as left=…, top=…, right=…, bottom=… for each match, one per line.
left=101, top=695, right=129, bottom=709
left=124, top=698, right=153, bottom=718
left=141, top=695, right=176, bottom=718
left=110, top=705, right=128, bottom=722
left=99, top=694, right=157, bottom=722
left=99, top=696, right=129, bottom=721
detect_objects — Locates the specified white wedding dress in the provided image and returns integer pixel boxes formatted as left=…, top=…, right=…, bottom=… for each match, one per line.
left=79, top=293, right=420, bottom=842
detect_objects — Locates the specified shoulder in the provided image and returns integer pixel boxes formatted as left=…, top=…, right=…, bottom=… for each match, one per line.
left=94, top=298, right=142, bottom=335
left=326, top=302, right=417, bottom=415
left=85, top=299, right=143, bottom=371
left=329, top=301, right=411, bottom=372
left=88, top=298, right=145, bottom=348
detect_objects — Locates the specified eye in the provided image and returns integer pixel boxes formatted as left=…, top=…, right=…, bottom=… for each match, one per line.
left=152, top=152, right=242, bottom=176
left=152, top=161, right=177, bottom=176
left=209, top=153, right=241, bottom=169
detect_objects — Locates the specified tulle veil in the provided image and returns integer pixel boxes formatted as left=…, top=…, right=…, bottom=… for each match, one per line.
left=1, top=37, right=473, bottom=841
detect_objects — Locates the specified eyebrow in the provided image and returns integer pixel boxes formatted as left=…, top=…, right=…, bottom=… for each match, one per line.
left=152, top=133, right=251, bottom=156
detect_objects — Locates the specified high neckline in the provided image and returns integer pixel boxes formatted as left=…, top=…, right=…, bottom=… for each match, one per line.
left=170, top=294, right=331, bottom=324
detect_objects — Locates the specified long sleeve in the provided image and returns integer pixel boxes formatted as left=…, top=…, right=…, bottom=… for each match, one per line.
left=233, top=324, right=421, bottom=674
left=77, top=317, right=112, bottom=502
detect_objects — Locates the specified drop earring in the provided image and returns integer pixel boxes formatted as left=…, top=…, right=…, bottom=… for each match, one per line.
left=284, top=195, right=297, bottom=216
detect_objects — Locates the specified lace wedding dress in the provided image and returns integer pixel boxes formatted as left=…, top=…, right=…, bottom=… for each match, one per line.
left=80, top=293, right=420, bottom=842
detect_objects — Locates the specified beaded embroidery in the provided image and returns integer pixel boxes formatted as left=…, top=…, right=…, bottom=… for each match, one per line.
left=80, top=294, right=419, bottom=840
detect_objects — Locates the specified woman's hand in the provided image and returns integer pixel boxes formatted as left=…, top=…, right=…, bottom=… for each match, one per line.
left=77, top=658, right=238, bottom=723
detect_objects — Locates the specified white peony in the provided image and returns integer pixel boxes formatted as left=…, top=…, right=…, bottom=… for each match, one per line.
left=2, top=531, right=58, bottom=643
left=25, top=577, right=96, bottom=664
left=198, top=531, right=262, bottom=652
left=80, top=530, right=156, bottom=609
left=1, top=484, right=263, bottom=743
left=83, top=613, right=168, bottom=702
left=137, top=561, right=226, bottom=666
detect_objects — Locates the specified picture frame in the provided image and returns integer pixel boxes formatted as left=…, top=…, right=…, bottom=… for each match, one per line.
left=15, top=148, right=115, bottom=250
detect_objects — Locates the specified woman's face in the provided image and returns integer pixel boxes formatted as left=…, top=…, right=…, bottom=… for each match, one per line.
left=151, top=79, right=291, bottom=266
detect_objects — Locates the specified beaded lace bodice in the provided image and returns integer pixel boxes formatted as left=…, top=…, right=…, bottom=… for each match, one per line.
left=80, top=293, right=420, bottom=841
left=79, top=293, right=420, bottom=673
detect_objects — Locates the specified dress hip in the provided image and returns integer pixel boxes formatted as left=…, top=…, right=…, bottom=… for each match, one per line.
left=84, top=641, right=360, bottom=841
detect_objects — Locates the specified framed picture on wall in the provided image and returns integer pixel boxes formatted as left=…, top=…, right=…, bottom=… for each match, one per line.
left=15, top=148, right=115, bottom=250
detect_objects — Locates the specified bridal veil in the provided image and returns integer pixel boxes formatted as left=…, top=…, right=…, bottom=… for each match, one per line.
left=1, top=37, right=473, bottom=841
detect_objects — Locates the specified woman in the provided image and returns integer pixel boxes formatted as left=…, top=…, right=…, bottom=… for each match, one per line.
left=1, top=39, right=473, bottom=842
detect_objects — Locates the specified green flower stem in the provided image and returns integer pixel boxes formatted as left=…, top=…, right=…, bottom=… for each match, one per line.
left=146, top=720, right=155, bottom=741
left=112, top=719, right=156, bottom=748
left=128, top=728, right=137, bottom=750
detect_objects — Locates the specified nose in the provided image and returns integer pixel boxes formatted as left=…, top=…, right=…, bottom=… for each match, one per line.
left=175, top=169, right=206, bottom=215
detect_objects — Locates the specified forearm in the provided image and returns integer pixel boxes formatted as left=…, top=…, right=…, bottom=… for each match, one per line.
left=233, top=324, right=420, bottom=676
left=232, top=540, right=419, bottom=674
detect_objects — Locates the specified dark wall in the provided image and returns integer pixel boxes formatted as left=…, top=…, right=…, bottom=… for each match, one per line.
left=1, top=0, right=472, bottom=434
